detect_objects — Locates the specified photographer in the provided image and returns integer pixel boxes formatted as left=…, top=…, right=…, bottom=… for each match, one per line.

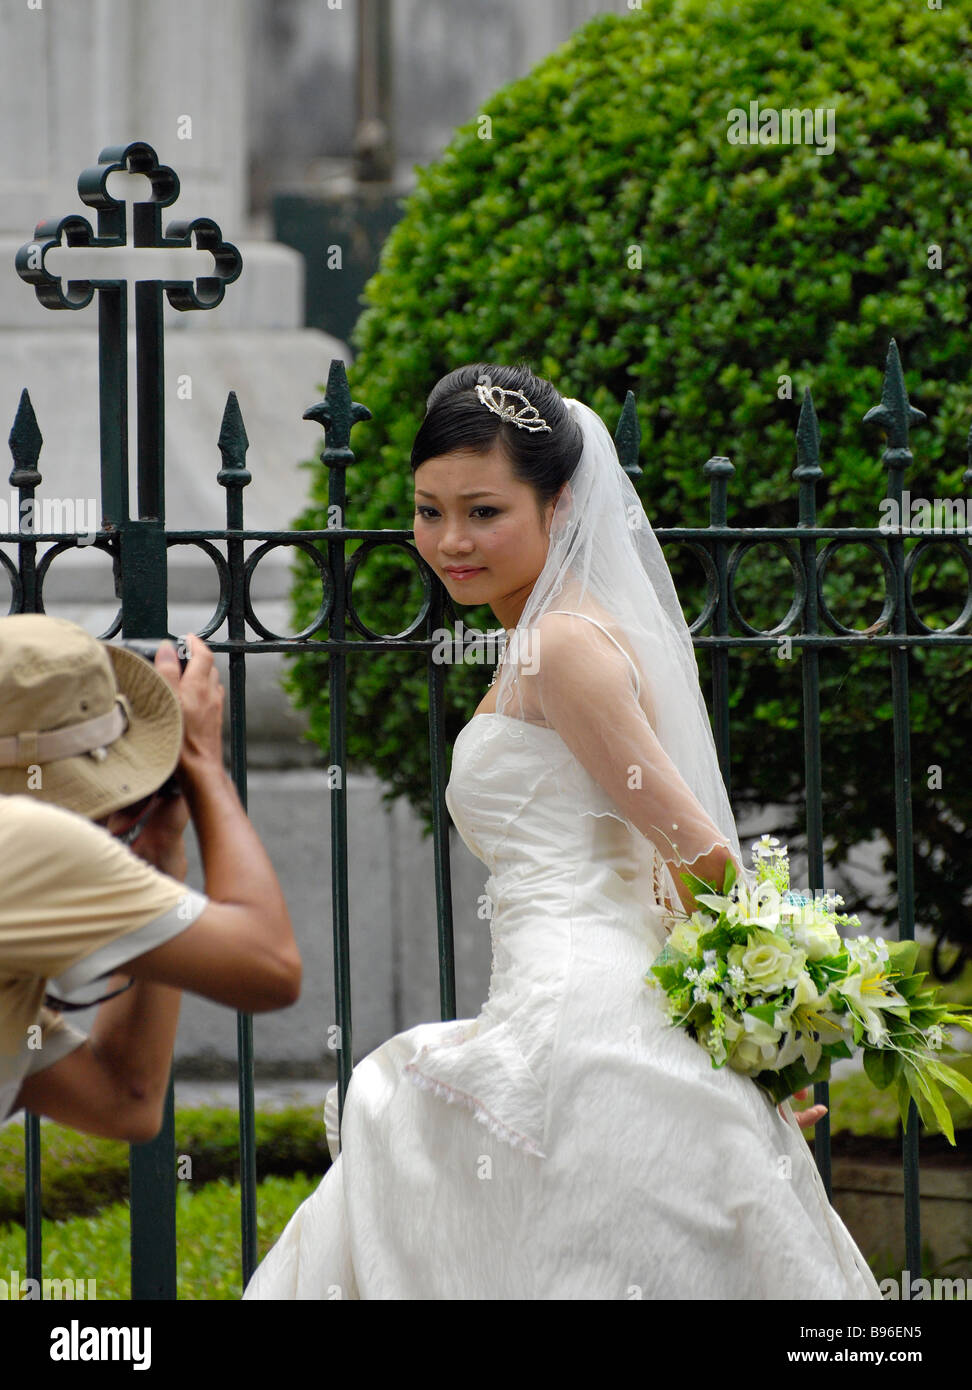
left=0, top=614, right=301, bottom=1142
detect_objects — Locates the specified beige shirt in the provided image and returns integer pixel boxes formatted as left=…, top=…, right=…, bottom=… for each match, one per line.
left=0, top=794, right=207, bottom=1125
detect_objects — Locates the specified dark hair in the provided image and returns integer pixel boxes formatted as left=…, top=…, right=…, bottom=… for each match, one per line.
left=410, top=361, right=583, bottom=514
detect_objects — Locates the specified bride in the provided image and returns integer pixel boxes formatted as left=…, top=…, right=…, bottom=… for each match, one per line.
left=243, top=363, right=883, bottom=1300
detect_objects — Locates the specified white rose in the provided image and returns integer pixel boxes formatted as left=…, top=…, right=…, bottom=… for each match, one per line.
left=727, top=928, right=806, bottom=994
left=789, top=911, right=842, bottom=962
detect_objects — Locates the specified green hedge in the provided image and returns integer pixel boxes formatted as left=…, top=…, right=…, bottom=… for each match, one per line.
left=0, top=1106, right=330, bottom=1227
left=287, top=0, right=972, bottom=954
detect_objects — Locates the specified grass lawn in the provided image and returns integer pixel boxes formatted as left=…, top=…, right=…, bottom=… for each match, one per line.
left=0, top=1173, right=320, bottom=1300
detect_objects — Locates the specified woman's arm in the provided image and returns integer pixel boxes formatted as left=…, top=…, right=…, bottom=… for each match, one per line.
left=526, top=615, right=740, bottom=884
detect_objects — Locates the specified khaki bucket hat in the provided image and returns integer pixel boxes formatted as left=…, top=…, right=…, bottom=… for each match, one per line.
left=0, top=614, right=183, bottom=820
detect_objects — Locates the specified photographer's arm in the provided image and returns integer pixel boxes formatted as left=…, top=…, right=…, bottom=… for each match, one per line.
left=14, top=978, right=184, bottom=1143
left=14, top=803, right=189, bottom=1141
left=120, top=637, right=301, bottom=1011
left=15, top=637, right=300, bottom=1141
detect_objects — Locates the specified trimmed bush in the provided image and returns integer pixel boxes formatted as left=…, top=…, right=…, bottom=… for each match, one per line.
left=287, top=0, right=972, bottom=954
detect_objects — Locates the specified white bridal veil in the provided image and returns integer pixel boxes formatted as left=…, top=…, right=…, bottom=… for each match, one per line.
left=493, top=394, right=753, bottom=906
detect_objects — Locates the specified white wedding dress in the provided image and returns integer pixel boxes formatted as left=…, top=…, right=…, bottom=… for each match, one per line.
left=244, top=633, right=884, bottom=1300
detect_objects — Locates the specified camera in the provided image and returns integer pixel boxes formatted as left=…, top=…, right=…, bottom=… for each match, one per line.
left=115, top=636, right=191, bottom=675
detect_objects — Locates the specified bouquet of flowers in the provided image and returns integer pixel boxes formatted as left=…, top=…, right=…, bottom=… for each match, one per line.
left=645, top=835, right=972, bottom=1143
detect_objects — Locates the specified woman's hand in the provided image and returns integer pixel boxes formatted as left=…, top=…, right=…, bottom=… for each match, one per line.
left=782, top=1086, right=828, bottom=1130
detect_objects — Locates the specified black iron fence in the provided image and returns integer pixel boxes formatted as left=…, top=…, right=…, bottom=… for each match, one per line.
left=4, top=142, right=970, bottom=1297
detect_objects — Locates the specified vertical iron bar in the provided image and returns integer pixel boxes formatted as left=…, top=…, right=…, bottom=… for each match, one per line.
left=301, top=364, right=372, bottom=1139
left=129, top=1085, right=177, bottom=1299
left=126, top=210, right=175, bottom=1299
left=793, top=389, right=832, bottom=1194
left=217, top=393, right=257, bottom=1287
left=329, top=452, right=351, bottom=1128
left=890, top=634, right=920, bottom=1278
left=428, top=580, right=457, bottom=1020
left=9, top=393, right=45, bottom=1274
left=703, top=456, right=735, bottom=790
left=863, top=340, right=925, bottom=1281
left=135, top=279, right=165, bottom=520
left=98, top=285, right=128, bottom=527
left=24, top=1112, right=41, bottom=1282
left=302, top=365, right=363, bottom=1136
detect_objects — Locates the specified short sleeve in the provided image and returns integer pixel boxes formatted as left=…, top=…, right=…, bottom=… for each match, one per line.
left=23, top=1007, right=87, bottom=1077
left=0, top=796, right=204, bottom=984
left=0, top=1005, right=87, bottom=1126
left=523, top=613, right=740, bottom=873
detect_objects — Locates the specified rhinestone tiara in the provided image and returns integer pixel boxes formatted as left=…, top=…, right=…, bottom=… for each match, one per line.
left=475, top=381, right=552, bottom=433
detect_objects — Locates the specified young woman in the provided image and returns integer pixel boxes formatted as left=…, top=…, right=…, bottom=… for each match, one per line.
left=243, top=363, right=882, bottom=1300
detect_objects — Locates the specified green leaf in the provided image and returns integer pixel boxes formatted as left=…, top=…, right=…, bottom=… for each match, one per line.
left=923, top=1057, right=972, bottom=1109
left=698, top=924, right=735, bottom=955
left=722, top=857, right=738, bottom=896
left=746, top=1003, right=781, bottom=1025
left=679, top=867, right=719, bottom=901
left=884, top=939, right=920, bottom=976
left=905, top=1064, right=955, bottom=1146
left=862, top=1046, right=899, bottom=1090
left=896, top=1071, right=913, bottom=1132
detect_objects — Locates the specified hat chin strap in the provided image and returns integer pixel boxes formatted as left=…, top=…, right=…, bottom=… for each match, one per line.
left=0, top=695, right=131, bottom=769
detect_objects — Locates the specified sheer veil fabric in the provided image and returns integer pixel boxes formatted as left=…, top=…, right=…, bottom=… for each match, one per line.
left=495, top=396, right=753, bottom=908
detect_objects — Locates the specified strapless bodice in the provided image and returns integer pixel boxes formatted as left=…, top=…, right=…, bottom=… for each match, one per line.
left=402, top=713, right=673, bottom=1157
left=446, top=712, right=671, bottom=940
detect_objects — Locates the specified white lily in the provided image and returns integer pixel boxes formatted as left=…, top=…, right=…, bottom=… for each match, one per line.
left=834, top=961, right=909, bottom=1047
left=775, top=973, right=849, bottom=1074
left=695, top=879, right=784, bottom=928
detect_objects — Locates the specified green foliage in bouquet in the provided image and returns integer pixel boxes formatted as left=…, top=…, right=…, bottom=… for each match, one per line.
left=647, top=838, right=972, bottom=1142
left=285, top=0, right=972, bottom=962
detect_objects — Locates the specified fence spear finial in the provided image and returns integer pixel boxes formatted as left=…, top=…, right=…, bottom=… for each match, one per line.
left=8, top=388, right=43, bottom=490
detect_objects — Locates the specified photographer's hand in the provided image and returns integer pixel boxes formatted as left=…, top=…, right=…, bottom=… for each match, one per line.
left=121, top=790, right=190, bottom=880
left=155, top=634, right=225, bottom=775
